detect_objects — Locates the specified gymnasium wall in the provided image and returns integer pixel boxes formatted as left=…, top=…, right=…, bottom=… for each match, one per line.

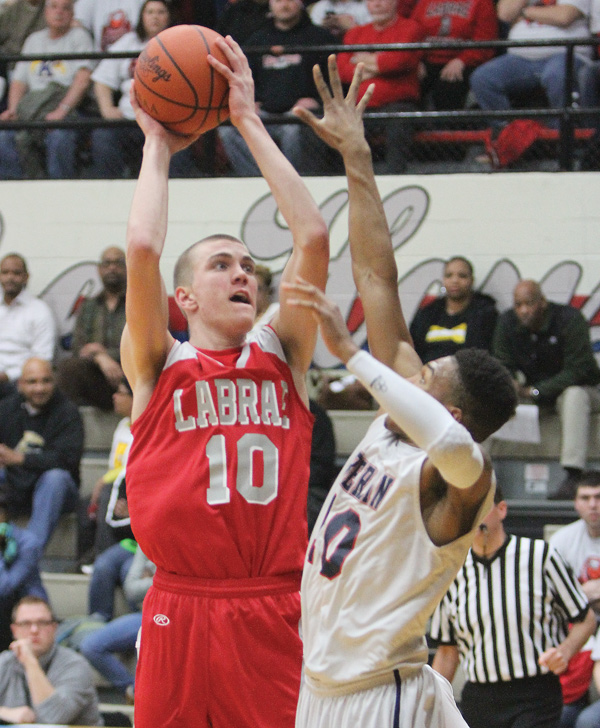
left=1, top=172, right=599, bottom=367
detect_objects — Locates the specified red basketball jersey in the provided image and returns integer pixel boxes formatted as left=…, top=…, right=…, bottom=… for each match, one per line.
left=127, top=326, right=313, bottom=579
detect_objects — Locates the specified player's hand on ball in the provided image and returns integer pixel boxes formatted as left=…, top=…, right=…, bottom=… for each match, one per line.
left=130, top=86, right=200, bottom=154
left=209, top=36, right=257, bottom=128
left=283, top=277, right=359, bottom=364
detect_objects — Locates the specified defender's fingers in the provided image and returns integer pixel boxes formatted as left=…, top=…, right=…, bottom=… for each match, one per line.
left=327, top=54, right=345, bottom=100
left=346, top=61, right=364, bottom=106
left=356, top=82, right=375, bottom=114
left=312, top=63, right=333, bottom=105
left=292, top=105, right=319, bottom=130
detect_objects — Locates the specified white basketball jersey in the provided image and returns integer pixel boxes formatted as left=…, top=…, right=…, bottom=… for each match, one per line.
left=301, top=415, right=493, bottom=696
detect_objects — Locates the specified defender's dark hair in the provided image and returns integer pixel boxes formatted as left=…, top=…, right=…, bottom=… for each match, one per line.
left=452, top=348, right=517, bottom=443
left=493, top=484, right=504, bottom=504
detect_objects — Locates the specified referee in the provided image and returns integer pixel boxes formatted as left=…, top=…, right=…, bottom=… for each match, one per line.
left=430, top=486, right=597, bottom=728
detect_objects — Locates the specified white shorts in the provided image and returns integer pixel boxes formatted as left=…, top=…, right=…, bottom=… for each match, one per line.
left=296, top=665, right=468, bottom=728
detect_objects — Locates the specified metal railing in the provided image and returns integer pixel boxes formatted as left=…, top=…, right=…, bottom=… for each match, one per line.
left=1, top=36, right=599, bottom=175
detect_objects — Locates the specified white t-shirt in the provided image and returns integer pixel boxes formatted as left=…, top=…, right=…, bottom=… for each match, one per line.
left=13, top=26, right=93, bottom=91
left=509, top=0, right=592, bottom=59
left=91, top=31, right=144, bottom=118
left=550, top=518, right=600, bottom=584
left=75, top=0, right=145, bottom=51
left=550, top=518, right=600, bottom=652
left=590, top=0, right=600, bottom=33
left=0, top=290, right=56, bottom=380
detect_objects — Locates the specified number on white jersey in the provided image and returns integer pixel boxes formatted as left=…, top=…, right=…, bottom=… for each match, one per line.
left=308, top=507, right=361, bottom=580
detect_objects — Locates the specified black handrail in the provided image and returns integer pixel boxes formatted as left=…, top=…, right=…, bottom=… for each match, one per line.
left=1, top=36, right=599, bottom=173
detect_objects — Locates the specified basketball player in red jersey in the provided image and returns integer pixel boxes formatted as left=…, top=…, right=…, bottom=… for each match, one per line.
left=122, top=37, right=329, bottom=728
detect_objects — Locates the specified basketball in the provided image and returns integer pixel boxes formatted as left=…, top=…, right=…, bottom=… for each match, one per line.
left=133, top=25, right=230, bottom=136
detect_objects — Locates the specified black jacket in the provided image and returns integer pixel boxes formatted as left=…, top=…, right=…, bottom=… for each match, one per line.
left=245, top=12, right=335, bottom=113
left=0, top=390, right=83, bottom=509
left=493, top=301, right=600, bottom=404
left=409, top=292, right=498, bottom=363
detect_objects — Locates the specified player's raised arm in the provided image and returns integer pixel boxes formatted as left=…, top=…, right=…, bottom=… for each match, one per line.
left=209, top=37, right=329, bottom=382
left=122, top=93, right=198, bottom=417
left=286, top=279, right=496, bottom=541
left=294, top=56, right=420, bottom=377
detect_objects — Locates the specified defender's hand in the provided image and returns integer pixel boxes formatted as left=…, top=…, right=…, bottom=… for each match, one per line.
left=293, top=55, right=374, bottom=156
left=283, top=277, right=359, bottom=364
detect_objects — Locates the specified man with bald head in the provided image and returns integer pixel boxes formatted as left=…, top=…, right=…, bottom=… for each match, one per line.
left=494, top=280, right=600, bottom=499
left=57, top=246, right=126, bottom=410
left=0, top=253, right=56, bottom=400
left=0, top=358, right=83, bottom=547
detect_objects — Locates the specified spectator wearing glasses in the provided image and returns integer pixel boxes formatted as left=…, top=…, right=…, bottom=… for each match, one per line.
left=0, top=596, right=101, bottom=725
left=57, top=246, right=127, bottom=410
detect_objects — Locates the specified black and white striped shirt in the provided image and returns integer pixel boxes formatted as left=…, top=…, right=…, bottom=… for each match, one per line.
left=430, top=535, right=589, bottom=683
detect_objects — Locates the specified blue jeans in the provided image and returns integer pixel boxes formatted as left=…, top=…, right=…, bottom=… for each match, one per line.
left=218, top=112, right=334, bottom=176
left=470, top=51, right=586, bottom=128
left=576, top=699, right=600, bottom=728
left=79, top=611, right=141, bottom=691
left=91, top=126, right=198, bottom=178
left=88, top=543, right=134, bottom=621
left=0, top=128, right=79, bottom=179
left=27, top=468, right=79, bottom=548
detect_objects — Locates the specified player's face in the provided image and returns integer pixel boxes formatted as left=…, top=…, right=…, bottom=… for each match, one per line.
left=443, top=259, right=473, bottom=302
left=11, top=603, right=57, bottom=658
left=575, top=485, right=600, bottom=533
left=142, top=1, right=170, bottom=38
left=386, top=357, right=458, bottom=436
left=407, top=357, right=457, bottom=407
left=189, top=239, right=258, bottom=337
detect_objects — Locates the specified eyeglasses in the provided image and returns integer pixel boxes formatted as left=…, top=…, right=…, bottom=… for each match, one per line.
left=12, top=620, right=56, bottom=629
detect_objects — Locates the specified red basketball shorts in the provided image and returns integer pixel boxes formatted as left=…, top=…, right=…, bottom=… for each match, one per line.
left=133, top=569, right=303, bottom=728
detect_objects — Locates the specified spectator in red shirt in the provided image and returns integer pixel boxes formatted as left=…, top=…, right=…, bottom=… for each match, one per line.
left=337, top=0, right=425, bottom=172
left=410, top=0, right=497, bottom=109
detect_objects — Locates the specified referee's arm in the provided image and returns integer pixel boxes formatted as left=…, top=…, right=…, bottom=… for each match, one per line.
left=538, top=607, right=597, bottom=675
left=432, top=645, right=460, bottom=682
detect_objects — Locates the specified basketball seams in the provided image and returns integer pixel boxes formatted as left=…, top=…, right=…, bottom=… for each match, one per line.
left=133, top=25, right=230, bottom=135
left=192, top=26, right=215, bottom=134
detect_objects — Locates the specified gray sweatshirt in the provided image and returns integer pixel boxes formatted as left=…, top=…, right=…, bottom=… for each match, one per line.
left=0, top=642, right=102, bottom=725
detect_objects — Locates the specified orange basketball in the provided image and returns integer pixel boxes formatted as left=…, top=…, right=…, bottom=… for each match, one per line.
left=133, top=25, right=230, bottom=136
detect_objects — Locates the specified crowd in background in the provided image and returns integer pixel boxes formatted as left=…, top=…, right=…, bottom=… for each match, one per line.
left=1, top=239, right=600, bottom=722
left=0, top=0, right=600, bottom=724
left=0, top=0, right=599, bottom=178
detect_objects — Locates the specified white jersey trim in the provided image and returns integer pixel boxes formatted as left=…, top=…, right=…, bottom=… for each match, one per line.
left=163, top=328, right=287, bottom=372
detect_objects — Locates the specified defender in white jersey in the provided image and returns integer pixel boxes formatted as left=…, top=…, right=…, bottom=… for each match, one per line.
left=290, top=58, right=518, bottom=728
